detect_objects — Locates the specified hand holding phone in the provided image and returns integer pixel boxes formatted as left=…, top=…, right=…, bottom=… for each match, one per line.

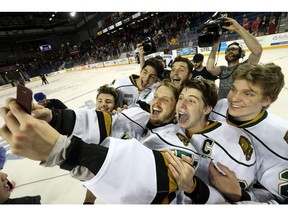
left=16, top=84, right=33, bottom=114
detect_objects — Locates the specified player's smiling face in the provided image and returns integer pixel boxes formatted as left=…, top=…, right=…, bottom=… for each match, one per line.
left=149, top=85, right=177, bottom=126
left=138, top=65, right=158, bottom=91
left=96, top=93, right=115, bottom=113
left=170, top=62, right=191, bottom=86
left=176, top=87, right=210, bottom=133
left=227, top=79, right=271, bottom=121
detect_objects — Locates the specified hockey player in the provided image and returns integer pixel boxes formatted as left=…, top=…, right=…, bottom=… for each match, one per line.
left=111, top=57, right=163, bottom=107
left=165, top=79, right=256, bottom=204
left=85, top=84, right=122, bottom=204
left=0, top=81, right=201, bottom=204
left=0, top=78, right=257, bottom=204
left=209, top=63, right=288, bottom=204
left=95, top=84, right=122, bottom=113
left=170, top=56, right=193, bottom=87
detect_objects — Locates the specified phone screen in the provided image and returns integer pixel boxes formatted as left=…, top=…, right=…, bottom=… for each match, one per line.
left=16, top=84, right=33, bottom=114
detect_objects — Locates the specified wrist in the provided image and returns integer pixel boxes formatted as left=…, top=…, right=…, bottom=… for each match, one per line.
left=185, top=177, right=197, bottom=193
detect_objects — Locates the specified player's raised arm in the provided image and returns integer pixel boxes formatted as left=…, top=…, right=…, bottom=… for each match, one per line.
left=0, top=98, right=59, bottom=161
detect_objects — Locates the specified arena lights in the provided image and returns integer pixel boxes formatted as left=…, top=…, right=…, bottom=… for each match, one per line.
left=70, top=12, right=76, bottom=17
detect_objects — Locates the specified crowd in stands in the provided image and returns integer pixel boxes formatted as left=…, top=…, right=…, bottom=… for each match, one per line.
left=0, top=12, right=286, bottom=86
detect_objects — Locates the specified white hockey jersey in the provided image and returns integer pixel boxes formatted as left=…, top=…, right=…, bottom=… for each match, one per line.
left=81, top=123, right=202, bottom=204
left=190, top=121, right=256, bottom=190
left=112, top=74, right=157, bottom=105
left=141, top=123, right=200, bottom=167
left=71, top=107, right=201, bottom=203
left=72, top=106, right=150, bottom=144
left=210, top=99, right=288, bottom=203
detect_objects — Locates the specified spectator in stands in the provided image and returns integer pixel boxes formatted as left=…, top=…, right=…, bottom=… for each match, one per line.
left=192, top=53, right=217, bottom=82
left=269, top=17, right=277, bottom=34
left=251, top=16, right=261, bottom=36
left=185, top=19, right=191, bottom=32
left=169, top=36, right=180, bottom=49
left=34, top=92, right=67, bottom=110
left=206, top=17, right=263, bottom=100
left=273, top=12, right=282, bottom=27
left=242, top=18, right=251, bottom=33
left=258, top=15, right=269, bottom=36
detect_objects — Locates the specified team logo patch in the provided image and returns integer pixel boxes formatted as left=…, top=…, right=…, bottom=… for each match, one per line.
left=120, top=132, right=132, bottom=140
left=284, top=131, right=288, bottom=144
left=239, top=135, right=253, bottom=161
left=176, top=132, right=189, bottom=146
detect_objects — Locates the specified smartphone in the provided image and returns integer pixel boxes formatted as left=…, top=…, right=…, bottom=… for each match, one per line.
left=16, top=84, right=33, bottom=114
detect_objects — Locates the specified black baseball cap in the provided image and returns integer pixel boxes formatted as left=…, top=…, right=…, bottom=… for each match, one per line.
left=192, top=53, right=204, bottom=63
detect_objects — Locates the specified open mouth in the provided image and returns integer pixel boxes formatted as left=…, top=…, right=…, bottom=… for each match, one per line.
left=152, top=107, right=161, bottom=116
left=171, top=78, right=181, bottom=84
left=178, top=112, right=189, bottom=123
left=141, top=80, right=148, bottom=88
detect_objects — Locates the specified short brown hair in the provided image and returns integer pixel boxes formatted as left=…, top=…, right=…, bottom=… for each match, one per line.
left=142, top=58, right=164, bottom=79
left=96, top=84, right=121, bottom=109
left=232, top=63, right=284, bottom=103
left=183, top=79, right=218, bottom=110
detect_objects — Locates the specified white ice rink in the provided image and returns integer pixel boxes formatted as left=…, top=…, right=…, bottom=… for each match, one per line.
left=0, top=47, right=288, bottom=205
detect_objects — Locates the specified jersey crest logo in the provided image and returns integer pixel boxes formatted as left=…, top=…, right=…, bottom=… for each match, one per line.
left=239, top=135, right=253, bottom=161
left=176, top=132, right=189, bottom=146
left=284, top=131, right=288, bottom=144
left=120, top=132, right=132, bottom=140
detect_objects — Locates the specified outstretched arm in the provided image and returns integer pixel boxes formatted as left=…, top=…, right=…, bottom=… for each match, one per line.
left=137, top=44, right=145, bottom=70
left=0, top=98, right=177, bottom=204
left=206, top=38, right=222, bottom=76
left=0, top=98, right=58, bottom=161
left=222, top=17, right=263, bottom=63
